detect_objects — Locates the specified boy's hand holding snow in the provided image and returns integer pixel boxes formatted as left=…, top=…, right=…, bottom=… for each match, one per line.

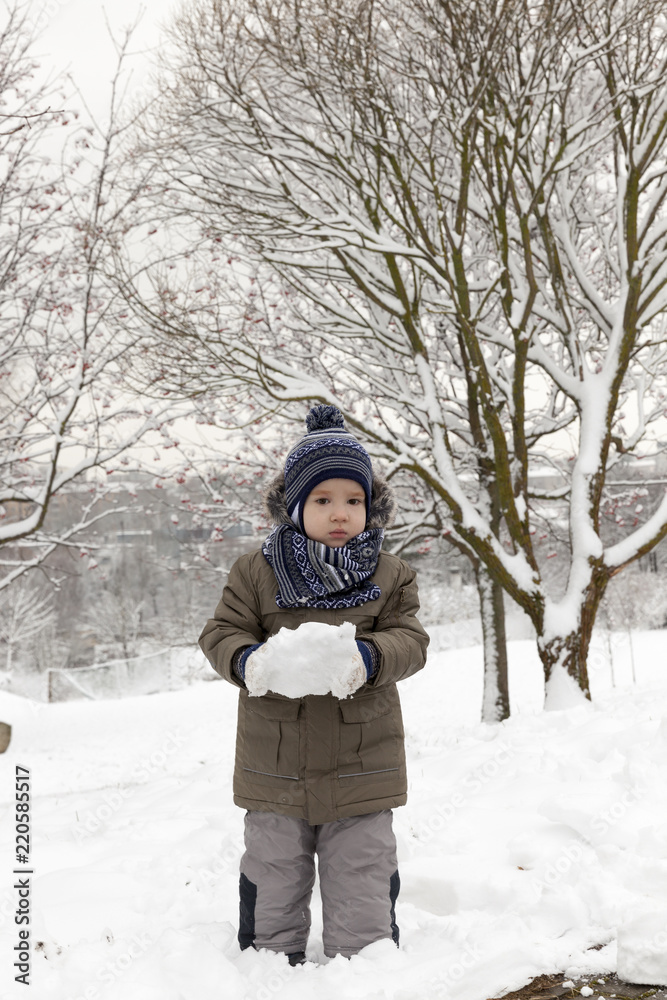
left=242, top=623, right=375, bottom=699
left=331, top=646, right=368, bottom=698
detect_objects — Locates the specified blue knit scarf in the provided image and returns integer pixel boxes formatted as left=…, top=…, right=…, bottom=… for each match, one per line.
left=262, top=524, right=384, bottom=609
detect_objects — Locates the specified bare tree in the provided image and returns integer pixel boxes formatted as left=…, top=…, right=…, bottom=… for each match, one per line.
left=129, top=0, right=667, bottom=709
left=0, top=10, right=180, bottom=593
left=0, top=577, right=55, bottom=678
left=82, top=590, right=145, bottom=664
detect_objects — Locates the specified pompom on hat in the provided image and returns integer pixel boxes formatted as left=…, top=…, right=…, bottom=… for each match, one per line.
left=305, top=404, right=346, bottom=434
left=284, top=404, right=374, bottom=532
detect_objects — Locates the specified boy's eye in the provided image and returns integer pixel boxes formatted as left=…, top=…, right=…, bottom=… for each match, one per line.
left=315, top=498, right=329, bottom=504
left=348, top=498, right=362, bottom=505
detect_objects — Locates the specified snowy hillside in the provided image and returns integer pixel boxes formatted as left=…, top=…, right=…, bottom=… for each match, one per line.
left=2, top=629, right=667, bottom=999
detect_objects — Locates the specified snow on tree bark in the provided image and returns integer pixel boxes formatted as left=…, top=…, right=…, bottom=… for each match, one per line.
left=476, top=563, right=510, bottom=723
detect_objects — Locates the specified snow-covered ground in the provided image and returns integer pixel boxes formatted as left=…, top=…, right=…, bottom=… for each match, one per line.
left=2, top=626, right=667, bottom=999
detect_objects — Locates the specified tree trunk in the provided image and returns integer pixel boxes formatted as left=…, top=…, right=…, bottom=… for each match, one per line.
left=476, top=564, right=510, bottom=722
left=536, top=576, right=609, bottom=706
left=537, top=630, right=591, bottom=708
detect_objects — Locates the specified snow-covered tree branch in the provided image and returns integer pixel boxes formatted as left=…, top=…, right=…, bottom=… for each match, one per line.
left=0, top=10, right=181, bottom=592
left=129, top=0, right=667, bottom=706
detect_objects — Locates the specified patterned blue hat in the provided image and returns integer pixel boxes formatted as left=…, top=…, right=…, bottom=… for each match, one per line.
left=284, top=405, right=373, bottom=531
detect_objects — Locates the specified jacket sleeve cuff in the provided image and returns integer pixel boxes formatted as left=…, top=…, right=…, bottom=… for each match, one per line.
left=232, top=643, right=263, bottom=682
left=356, top=639, right=380, bottom=680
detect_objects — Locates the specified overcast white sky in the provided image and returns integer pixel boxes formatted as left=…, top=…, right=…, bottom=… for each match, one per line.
left=28, top=0, right=178, bottom=123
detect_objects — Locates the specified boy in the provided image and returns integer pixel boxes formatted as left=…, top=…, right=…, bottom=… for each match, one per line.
left=199, top=404, right=429, bottom=964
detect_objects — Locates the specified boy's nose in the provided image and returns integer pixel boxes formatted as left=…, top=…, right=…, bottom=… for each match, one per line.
left=331, top=506, right=348, bottom=521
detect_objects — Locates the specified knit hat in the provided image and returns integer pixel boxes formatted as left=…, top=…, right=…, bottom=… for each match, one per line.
left=284, top=404, right=374, bottom=532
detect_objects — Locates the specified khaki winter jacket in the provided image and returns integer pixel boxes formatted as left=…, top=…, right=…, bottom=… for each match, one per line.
left=198, top=475, right=429, bottom=825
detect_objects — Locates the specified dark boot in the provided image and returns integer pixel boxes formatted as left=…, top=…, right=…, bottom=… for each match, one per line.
left=287, top=951, right=307, bottom=966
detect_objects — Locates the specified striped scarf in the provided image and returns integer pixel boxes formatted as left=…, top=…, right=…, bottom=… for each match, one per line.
left=262, top=524, right=383, bottom=609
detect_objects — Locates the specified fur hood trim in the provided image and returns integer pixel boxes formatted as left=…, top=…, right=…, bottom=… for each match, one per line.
left=263, top=470, right=396, bottom=530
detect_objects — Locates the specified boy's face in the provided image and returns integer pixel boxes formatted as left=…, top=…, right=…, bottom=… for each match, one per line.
left=302, top=478, right=367, bottom=547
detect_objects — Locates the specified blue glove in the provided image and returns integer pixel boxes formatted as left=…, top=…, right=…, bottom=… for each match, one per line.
left=356, top=640, right=380, bottom=680
left=233, top=643, right=263, bottom=682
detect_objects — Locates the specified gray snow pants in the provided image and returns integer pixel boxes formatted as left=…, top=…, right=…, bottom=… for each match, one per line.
left=238, top=810, right=400, bottom=958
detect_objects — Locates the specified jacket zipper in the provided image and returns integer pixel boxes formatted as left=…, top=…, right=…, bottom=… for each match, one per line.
left=337, top=767, right=399, bottom=778
left=243, top=767, right=299, bottom=780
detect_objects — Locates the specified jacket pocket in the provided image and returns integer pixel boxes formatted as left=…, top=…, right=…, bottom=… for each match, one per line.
left=337, top=690, right=400, bottom=779
left=335, top=607, right=377, bottom=632
left=242, top=696, right=301, bottom=781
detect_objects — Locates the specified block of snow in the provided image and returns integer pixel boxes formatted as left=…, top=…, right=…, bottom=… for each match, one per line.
left=617, top=906, right=667, bottom=985
left=245, top=621, right=360, bottom=699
